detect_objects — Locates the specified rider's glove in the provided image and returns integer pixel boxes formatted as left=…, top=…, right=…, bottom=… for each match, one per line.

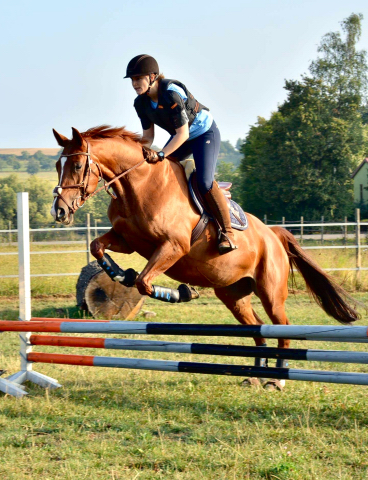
left=142, top=146, right=161, bottom=164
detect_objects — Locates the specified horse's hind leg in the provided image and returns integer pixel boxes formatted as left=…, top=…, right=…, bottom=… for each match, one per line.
left=256, top=281, right=291, bottom=350
left=214, top=277, right=265, bottom=342
left=250, top=269, right=292, bottom=389
left=214, top=279, right=269, bottom=387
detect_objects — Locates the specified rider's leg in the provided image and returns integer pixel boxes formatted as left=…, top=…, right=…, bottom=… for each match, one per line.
left=204, top=183, right=238, bottom=253
left=192, top=121, right=238, bottom=254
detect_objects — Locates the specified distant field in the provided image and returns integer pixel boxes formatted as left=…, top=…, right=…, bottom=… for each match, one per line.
left=0, top=148, right=60, bottom=156
left=0, top=170, right=58, bottom=184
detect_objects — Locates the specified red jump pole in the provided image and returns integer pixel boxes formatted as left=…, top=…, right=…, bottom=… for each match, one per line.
left=31, top=317, right=110, bottom=323
left=30, top=335, right=105, bottom=348
left=28, top=352, right=94, bottom=366
left=0, top=321, right=62, bottom=332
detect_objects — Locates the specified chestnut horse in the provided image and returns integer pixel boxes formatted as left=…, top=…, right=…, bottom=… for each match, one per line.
left=51, top=125, right=359, bottom=375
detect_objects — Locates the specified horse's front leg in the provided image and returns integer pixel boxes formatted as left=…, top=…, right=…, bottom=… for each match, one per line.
left=90, top=228, right=134, bottom=258
left=90, top=228, right=137, bottom=286
left=135, top=241, right=196, bottom=302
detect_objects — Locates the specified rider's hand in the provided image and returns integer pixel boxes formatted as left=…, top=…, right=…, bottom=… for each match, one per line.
left=142, top=146, right=161, bottom=164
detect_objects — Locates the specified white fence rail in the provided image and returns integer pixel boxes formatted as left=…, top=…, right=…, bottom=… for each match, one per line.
left=0, top=200, right=367, bottom=279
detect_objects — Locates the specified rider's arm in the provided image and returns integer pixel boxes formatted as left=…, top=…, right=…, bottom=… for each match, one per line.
left=162, top=123, right=189, bottom=157
left=140, top=124, right=155, bottom=147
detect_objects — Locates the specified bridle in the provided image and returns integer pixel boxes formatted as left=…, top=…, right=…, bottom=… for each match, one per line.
left=53, top=142, right=102, bottom=214
left=53, top=141, right=146, bottom=215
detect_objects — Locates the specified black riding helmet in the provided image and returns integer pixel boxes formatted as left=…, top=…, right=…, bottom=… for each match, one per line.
left=124, top=54, right=159, bottom=78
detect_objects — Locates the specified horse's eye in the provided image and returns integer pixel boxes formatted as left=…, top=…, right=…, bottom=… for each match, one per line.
left=75, top=164, right=82, bottom=171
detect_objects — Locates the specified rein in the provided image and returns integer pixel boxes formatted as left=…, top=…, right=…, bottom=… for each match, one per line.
left=53, top=141, right=147, bottom=214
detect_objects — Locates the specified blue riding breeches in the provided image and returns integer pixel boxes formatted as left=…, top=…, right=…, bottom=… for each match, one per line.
left=166, top=120, right=221, bottom=196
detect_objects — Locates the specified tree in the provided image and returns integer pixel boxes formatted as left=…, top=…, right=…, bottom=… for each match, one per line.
left=11, top=159, right=21, bottom=170
left=20, top=151, right=31, bottom=160
left=0, top=175, right=24, bottom=224
left=235, top=138, right=243, bottom=151
left=220, top=140, right=235, bottom=156
left=0, top=175, right=62, bottom=226
left=309, top=13, right=367, bottom=103
left=25, top=176, right=53, bottom=224
left=239, top=13, right=368, bottom=220
left=218, top=140, right=242, bottom=166
left=26, top=158, right=40, bottom=175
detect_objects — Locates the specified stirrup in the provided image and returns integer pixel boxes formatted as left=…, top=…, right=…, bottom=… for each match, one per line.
left=218, top=232, right=238, bottom=255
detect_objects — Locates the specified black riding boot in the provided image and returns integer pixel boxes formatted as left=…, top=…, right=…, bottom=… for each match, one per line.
left=204, top=183, right=238, bottom=254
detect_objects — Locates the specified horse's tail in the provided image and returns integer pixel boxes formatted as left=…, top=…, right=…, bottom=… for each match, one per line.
left=270, top=226, right=360, bottom=325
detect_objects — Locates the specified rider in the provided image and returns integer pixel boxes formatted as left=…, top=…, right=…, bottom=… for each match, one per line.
left=125, top=54, right=238, bottom=254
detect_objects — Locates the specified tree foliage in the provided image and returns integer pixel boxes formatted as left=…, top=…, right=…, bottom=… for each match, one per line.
left=218, top=140, right=242, bottom=166
left=0, top=150, right=60, bottom=173
left=239, top=13, right=368, bottom=220
left=0, top=175, right=53, bottom=226
left=26, top=158, right=40, bottom=175
left=215, top=161, right=242, bottom=204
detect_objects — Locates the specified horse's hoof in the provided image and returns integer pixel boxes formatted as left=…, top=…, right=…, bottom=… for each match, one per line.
left=263, top=379, right=285, bottom=391
left=241, top=377, right=262, bottom=387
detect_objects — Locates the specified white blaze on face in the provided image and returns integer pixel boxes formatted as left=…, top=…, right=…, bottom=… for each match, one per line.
left=50, top=157, right=67, bottom=219
left=60, top=157, right=67, bottom=180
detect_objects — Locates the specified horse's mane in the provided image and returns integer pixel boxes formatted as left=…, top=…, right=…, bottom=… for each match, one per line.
left=81, top=125, right=141, bottom=143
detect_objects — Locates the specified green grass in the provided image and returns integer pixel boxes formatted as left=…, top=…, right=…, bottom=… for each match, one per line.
left=1, top=243, right=368, bottom=297
left=0, top=170, right=58, bottom=185
left=1, top=294, right=368, bottom=479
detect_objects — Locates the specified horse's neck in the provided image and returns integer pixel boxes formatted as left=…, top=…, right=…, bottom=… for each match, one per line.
left=95, top=139, right=185, bottom=216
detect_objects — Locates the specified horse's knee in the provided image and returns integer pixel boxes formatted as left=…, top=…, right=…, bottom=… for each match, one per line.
left=90, top=238, right=105, bottom=259
left=135, top=275, right=152, bottom=296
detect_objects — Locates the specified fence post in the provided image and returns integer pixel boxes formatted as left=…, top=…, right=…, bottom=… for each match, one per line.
left=94, top=219, right=98, bottom=239
left=0, top=192, right=61, bottom=397
left=0, top=193, right=33, bottom=396
left=321, top=216, right=324, bottom=245
left=300, top=216, right=304, bottom=245
left=344, top=216, right=347, bottom=246
left=282, top=217, right=285, bottom=226
left=356, top=208, right=361, bottom=285
left=8, top=221, right=12, bottom=245
left=264, top=215, right=267, bottom=225
left=86, top=214, right=91, bottom=264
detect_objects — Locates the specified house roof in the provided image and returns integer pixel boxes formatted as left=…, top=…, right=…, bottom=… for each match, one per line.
left=351, top=158, right=368, bottom=179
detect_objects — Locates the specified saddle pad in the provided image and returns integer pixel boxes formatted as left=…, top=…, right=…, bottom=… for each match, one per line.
left=189, top=173, right=248, bottom=231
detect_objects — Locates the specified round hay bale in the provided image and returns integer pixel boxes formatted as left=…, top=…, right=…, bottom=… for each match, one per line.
left=76, top=261, right=145, bottom=320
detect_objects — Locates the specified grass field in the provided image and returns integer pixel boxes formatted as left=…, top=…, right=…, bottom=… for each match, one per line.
left=1, top=293, right=368, bottom=479
left=0, top=170, right=58, bottom=184
left=1, top=243, right=368, bottom=296
left=1, top=245, right=368, bottom=479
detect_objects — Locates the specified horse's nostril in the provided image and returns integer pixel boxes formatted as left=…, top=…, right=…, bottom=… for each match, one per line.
left=57, top=208, right=65, bottom=219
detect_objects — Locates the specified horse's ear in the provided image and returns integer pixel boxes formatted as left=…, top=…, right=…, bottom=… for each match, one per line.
left=53, top=129, right=69, bottom=147
left=71, top=127, right=84, bottom=148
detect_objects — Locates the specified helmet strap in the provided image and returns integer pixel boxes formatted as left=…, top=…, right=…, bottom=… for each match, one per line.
left=146, top=74, right=158, bottom=95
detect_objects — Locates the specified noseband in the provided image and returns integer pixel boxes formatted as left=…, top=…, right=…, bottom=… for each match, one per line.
left=53, top=141, right=147, bottom=215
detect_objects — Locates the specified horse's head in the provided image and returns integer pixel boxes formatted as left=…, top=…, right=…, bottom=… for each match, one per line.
left=51, top=127, right=101, bottom=225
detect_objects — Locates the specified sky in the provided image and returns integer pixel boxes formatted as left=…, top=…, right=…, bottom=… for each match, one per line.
left=1, top=0, right=368, bottom=149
